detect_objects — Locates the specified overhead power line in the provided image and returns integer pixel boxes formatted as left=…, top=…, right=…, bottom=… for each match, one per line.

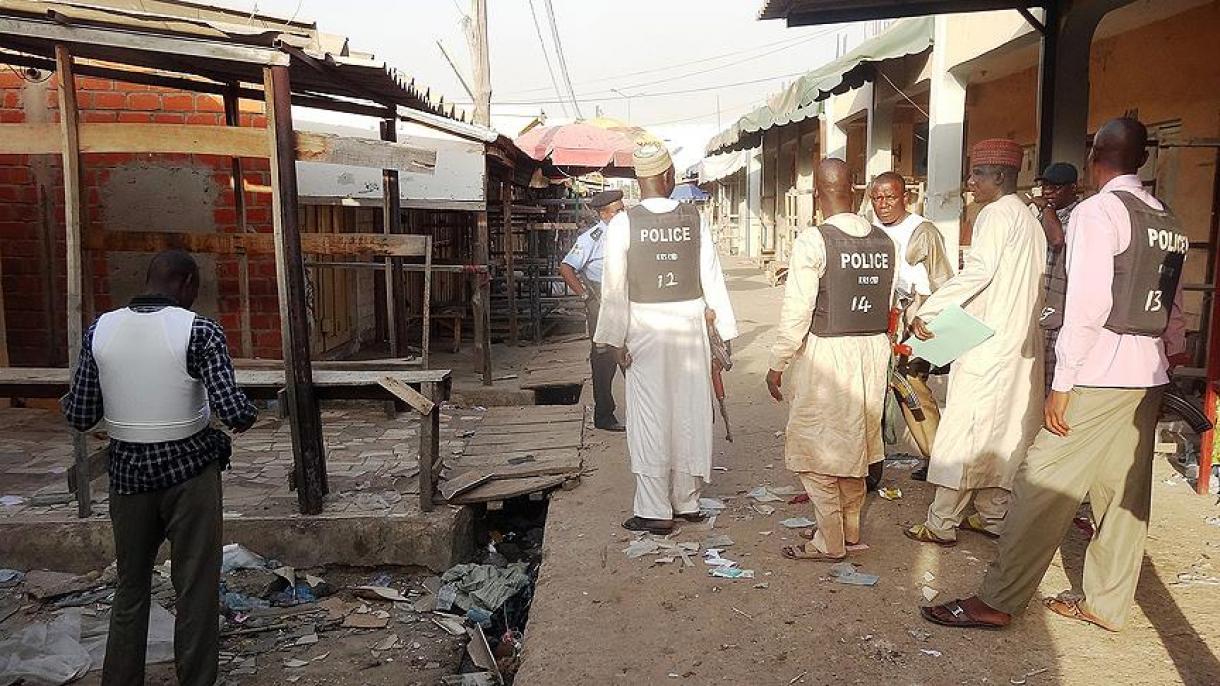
left=526, top=0, right=569, bottom=117
left=541, top=0, right=582, bottom=118
left=477, top=69, right=810, bottom=106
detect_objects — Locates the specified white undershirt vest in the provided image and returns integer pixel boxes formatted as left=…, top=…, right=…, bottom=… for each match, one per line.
left=92, top=306, right=211, bottom=443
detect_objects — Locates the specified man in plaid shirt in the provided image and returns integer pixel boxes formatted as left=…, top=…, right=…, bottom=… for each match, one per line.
left=62, top=250, right=256, bottom=686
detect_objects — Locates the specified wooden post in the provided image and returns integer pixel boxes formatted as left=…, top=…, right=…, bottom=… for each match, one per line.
left=422, top=236, right=432, bottom=369
left=224, top=86, right=254, bottom=358
left=264, top=65, right=327, bottom=514
left=56, top=46, right=91, bottom=519
left=501, top=182, right=518, bottom=344
left=469, top=0, right=492, bottom=128
left=473, top=210, right=493, bottom=385
left=418, top=379, right=440, bottom=511
left=379, top=117, right=402, bottom=357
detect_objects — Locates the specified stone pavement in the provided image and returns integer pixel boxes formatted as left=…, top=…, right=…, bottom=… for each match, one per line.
left=0, top=402, right=487, bottom=522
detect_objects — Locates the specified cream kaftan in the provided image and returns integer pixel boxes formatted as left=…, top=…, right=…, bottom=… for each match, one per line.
left=914, top=194, right=1046, bottom=490
left=768, top=213, right=894, bottom=478
left=593, top=198, right=738, bottom=481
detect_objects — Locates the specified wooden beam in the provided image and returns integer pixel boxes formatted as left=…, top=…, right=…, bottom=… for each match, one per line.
left=55, top=46, right=91, bottom=520
left=224, top=87, right=255, bottom=359
left=379, top=118, right=402, bottom=357
left=377, top=376, right=435, bottom=415
left=502, top=182, right=518, bottom=345
left=422, top=236, right=433, bottom=369
left=265, top=65, right=327, bottom=515
left=473, top=210, right=493, bottom=386
left=295, top=131, right=437, bottom=174
left=82, top=229, right=429, bottom=258
left=418, top=380, right=442, bottom=511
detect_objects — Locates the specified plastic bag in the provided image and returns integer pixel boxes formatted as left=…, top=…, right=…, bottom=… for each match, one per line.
left=0, top=612, right=92, bottom=685
left=220, top=543, right=267, bottom=574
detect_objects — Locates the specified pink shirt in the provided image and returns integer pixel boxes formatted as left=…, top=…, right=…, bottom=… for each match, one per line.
left=1052, top=175, right=1186, bottom=392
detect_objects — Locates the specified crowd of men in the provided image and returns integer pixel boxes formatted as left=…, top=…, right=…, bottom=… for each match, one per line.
left=567, top=116, right=1187, bottom=634
left=61, top=115, right=1186, bottom=682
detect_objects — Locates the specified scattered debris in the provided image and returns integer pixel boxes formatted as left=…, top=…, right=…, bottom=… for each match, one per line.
left=354, top=586, right=410, bottom=603
left=432, top=615, right=467, bottom=636
left=747, top=486, right=783, bottom=503
left=440, top=563, right=531, bottom=613
left=789, top=493, right=810, bottom=505
left=920, top=649, right=943, bottom=657
left=702, top=534, right=734, bottom=549
left=829, top=562, right=879, bottom=587
left=703, top=549, right=737, bottom=568
left=877, top=487, right=902, bottom=501
left=768, top=486, right=804, bottom=497
left=908, top=628, right=931, bottom=642
left=921, top=586, right=939, bottom=602
left=698, top=497, right=728, bottom=513
left=780, top=517, right=816, bottom=529
left=1010, top=667, right=1051, bottom=684
left=846, top=543, right=869, bottom=552
left=0, top=569, right=25, bottom=588
left=788, top=670, right=809, bottom=684
left=283, top=658, right=310, bottom=668
left=752, top=504, right=777, bottom=516
left=711, top=567, right=755, bottom=580
left=343, top=612, right=390, bottom=629
left=0, top=495, right=26, bottom=507
left=922, top=571, right=936, bottom=584
left=732, top=607, right=754, bottom=620
left=220, top=543, right=267, bottom=574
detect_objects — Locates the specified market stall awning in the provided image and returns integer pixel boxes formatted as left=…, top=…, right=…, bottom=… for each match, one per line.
left=705, top=16, right=932, bottom=155
left=697, top=149, right=752, bottom=184
left=759, top=0, right=1039, bottom=26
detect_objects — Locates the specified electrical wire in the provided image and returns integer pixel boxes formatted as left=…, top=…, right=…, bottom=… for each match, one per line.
left=500, top=27, right=839, bottom=96
left=3, top=61, right=51, bottom=83
left=472, top=69, right=809, bottom=106
left=878, top=69, right=929, bottom=119
left=526, top=0, right=569, bottom=118
left=541, top=0, right=582, bottom=118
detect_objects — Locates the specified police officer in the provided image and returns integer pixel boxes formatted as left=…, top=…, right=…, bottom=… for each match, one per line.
left=560, top=189, right=626, bottom=431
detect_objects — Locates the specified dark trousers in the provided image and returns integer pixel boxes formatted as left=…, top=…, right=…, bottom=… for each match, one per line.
left=104, top=461, right=222, bottom=686
left=586, top=286, right=620, bottom=427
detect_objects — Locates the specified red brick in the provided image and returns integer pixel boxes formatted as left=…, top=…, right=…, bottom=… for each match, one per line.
left=0, top=110, right=24, bottom=123
left=92, top=91, right=126, bottom=110
left=152, top=112, right=185, bottom=125
left=254, top=330, right=282, bottom=349
left=2, top=91, right=20, bottom=108
left=213, top=207, right=237, bottom=226
left=196, top=95, right=225, bottom=113
left=126, top=92, right=160, bottom=111
left=186, top=112, right=223, bottom=126
left=116, top=111, right=153, bottom=123
left=81, top=110, right=118, bottom=123
left=244, top=207, right=271, bottom=225
left=0, top=167, right=31, bottom=184
left=0, top=185, right=35, bottom=203
left=161, top=93, right=194, bottom=112
left=77, top=77, right=114, bottom=92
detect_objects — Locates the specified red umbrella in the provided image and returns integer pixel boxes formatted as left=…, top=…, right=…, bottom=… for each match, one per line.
left=514, top=122, right=637, bottom=169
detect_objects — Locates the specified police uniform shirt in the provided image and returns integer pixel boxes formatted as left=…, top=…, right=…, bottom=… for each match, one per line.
left=562, top=221, right=608, bottom=284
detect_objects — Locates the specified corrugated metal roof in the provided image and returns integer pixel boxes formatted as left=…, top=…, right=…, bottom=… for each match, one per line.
left=0, top=0, right=474, bottom=125
left=705, top=16, right=932, bottom=155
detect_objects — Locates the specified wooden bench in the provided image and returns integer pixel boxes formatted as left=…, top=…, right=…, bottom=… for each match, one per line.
left=0, top=366, right=453, bottom=514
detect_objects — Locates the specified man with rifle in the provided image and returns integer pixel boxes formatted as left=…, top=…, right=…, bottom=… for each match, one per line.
left=594, top=142, right=738, bottom=535
left=766, top=158, right=896, bottom=562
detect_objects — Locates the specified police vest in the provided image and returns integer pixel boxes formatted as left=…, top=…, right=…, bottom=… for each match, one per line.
left=1104, top=191, right=1187, bottom=336
left=92, top=306, right=211, bottom=443
left=626, top=203, right=703, bottom=303
left=809, top=224, right=895, bottom=336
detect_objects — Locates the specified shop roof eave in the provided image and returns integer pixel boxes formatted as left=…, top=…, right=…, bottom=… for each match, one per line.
left=760, top=0, right=1043, bottom=26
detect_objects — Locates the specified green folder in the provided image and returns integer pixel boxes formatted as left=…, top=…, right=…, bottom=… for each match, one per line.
left=907, top=305, right=994, bottom=367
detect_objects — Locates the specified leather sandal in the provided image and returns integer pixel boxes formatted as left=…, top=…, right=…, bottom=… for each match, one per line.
left=904, top=523, right=957, bottom=547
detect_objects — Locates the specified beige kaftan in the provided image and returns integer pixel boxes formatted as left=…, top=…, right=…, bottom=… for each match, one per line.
left=768, top=213, right=894, bottom=478
left=914, top=194, right=1046, bottom=490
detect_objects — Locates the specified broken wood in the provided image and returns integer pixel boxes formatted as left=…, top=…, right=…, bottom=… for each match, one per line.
left=66, top=446, right=109, bottom=494
left=448, top=474, right=569, bottom=504
left=376, top=376, right=435, bottom=415
left=439, top=471, right=495, bottom=501
left=294, top=130, right=436, bottom=173
left=83, top=229, right=429, bottom=258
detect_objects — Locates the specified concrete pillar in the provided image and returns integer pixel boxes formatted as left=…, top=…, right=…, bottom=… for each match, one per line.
left=746, top=148, right=763, bottom=258
left=820, top=98, right=849, bottom=161
left=925, top=16, right=967, bottom=265
left=1046, top=0, right=1137, bottom=172
left=866, top=84, right=895, bottom=179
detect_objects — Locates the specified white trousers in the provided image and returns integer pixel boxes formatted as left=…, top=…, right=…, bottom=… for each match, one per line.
left=925, top=485, right=1010, bottom=541
left=634, top=472, right=704, bottom=520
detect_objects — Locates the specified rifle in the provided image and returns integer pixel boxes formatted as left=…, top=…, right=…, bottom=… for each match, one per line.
left=707, top=311, right=733, bottom=442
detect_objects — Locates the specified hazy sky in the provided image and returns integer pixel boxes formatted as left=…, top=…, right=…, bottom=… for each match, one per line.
left=218, top=0, right=849, bottom=167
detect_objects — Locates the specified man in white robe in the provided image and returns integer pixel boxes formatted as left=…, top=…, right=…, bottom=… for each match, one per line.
left=767, top=159, right=895, bottom=561
left=905, top=139, right=1046, bottom=546
left=594, top=143, right=738, bottom=535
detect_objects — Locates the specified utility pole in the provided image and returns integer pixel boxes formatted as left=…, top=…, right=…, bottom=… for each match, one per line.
left=468, top=0, right=492, bottom=127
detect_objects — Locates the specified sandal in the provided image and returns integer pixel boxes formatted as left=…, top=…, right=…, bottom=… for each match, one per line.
left=959, top=514, right=1000, bottom=539
left=673, top=511, right=708, bottom=523
left=904, top=524, right=957, bottom=547
left=622, top=516, right=673, bottom=534
left=920, top=599, right=1009, bottom=630
left=780, top=544, right=845, bottom=562
left=1042, top=597, right=1119, bottom=632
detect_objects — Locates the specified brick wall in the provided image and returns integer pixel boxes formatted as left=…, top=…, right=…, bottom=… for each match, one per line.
left=0, top=69, right=288, bottom=364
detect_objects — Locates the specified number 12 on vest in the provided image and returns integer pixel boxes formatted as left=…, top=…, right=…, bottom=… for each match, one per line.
left=657, top=272, right=678, bottom=289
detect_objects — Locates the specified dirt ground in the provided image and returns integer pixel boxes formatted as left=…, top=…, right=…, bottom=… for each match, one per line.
left=516, top=258, right=1220, bottom=686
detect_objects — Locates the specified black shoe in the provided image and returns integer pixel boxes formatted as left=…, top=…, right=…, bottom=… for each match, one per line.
left=595, top=421, right=626, bottom=432
left=912, top=466, right=928, bottom=481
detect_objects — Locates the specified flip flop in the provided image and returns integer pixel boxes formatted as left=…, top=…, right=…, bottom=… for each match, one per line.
left=673, top=511, right=708, bottom=523
left=1042, top=597, right=1119, bottom=632
left=904, top=524, right=958, bottom=547
left=796, top=529, right=858, bottom=545
left=780, top=544, right=845, bottom=562
left=920, top=600, right=1008, bottom=630
left=622, top=516, right=673, bottom=534
left=959, top=514, right=1001, bottom=539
